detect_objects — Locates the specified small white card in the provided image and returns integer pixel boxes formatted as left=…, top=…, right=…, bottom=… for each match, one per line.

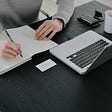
left=36, top=59, right=57, bottom=72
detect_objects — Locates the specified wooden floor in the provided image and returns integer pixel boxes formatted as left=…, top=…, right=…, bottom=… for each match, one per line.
left=39, top=0, right=112, bottom=20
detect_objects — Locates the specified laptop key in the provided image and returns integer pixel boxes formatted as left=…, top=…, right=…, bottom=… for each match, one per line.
left=67, top=39, right=109, bottom=68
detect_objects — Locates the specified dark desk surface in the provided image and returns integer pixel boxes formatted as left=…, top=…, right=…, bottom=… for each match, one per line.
left=0, top=1, right=112, bottom=112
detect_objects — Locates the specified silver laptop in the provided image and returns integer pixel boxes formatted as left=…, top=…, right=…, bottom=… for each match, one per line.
left=50, top=30, right=112, bottom=75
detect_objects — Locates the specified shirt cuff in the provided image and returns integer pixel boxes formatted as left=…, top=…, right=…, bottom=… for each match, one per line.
left=52, top=12, right=69, bottom=28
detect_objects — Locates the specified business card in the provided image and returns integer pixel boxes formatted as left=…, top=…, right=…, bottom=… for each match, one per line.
left=35, top=59, right=57, bottom=72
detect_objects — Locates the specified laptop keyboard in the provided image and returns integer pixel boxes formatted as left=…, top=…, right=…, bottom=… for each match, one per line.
left=67, top=39, right=109, bottom=68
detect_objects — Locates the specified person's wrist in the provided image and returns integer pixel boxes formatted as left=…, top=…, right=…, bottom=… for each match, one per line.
left=53, top=18, right=64, bottom=28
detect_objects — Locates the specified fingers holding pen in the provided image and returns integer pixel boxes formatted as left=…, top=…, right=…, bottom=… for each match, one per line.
left=2, top=41, right=22, bottom=58
left=7, top=42, right=22, bottom=54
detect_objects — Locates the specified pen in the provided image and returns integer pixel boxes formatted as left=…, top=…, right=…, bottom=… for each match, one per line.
left=5, top=30, right=23, bottom=57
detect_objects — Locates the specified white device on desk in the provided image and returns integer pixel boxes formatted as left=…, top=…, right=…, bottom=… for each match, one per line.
left=50, top=30, right=112, bottom=75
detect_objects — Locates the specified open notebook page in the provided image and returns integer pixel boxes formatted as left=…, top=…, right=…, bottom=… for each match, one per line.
left=6, top=26, right=57, bottom=56
left=0, top=33, right=32, bottom=75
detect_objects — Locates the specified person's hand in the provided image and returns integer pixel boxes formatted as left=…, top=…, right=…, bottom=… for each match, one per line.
left=0, top=39, right=22, bottom=58
left=35, top=18, right=64, bottom=40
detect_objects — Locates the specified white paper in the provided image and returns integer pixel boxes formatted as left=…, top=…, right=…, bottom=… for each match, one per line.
left=104, top=10, right=112, bottom=33
left=6, top=26, right=57, bottom=56
left=36, top=59, right=57, bottom=72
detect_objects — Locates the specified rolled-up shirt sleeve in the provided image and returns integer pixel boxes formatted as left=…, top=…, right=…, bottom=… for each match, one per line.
left=52, top=0, right=74, bottom=27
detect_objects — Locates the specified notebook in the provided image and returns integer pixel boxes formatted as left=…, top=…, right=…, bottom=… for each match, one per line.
left=0, top=26, right=57, bottom=75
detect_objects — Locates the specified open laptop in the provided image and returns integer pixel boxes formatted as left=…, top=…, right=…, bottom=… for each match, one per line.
left=50, top=30, right=112, bottom=75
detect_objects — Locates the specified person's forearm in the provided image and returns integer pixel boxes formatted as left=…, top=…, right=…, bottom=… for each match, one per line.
left=52, top=0, right=74, bottom=27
